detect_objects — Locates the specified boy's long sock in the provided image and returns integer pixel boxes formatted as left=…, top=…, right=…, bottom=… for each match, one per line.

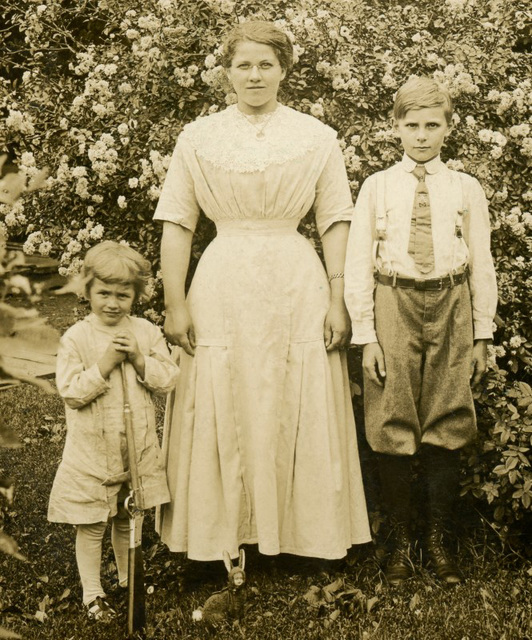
left=111, top=515, right=130, bottom=588
left=421, top=444, right=461, bottom=521
left=377, top=454, right=413, bottom=526
left=76, top=521, right=107, bottom=606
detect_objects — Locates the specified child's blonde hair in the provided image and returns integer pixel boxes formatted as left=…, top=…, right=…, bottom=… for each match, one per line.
left=81, top=241, right=151, bottom=302
left=393, top=76, right=453, bottom=125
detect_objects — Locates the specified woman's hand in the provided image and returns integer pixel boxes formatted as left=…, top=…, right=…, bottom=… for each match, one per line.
left=164, top=305, right=196, bottom=356
left=323, top=299, right=351, bottom=352
left=362, top=342, right=386, bottom=387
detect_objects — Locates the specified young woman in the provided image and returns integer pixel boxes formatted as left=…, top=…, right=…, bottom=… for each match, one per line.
left=154, top=21, right=371, bottom=562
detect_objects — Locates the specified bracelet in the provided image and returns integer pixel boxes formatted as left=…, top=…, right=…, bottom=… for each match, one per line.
left=328, top=272, right=344, bottom=282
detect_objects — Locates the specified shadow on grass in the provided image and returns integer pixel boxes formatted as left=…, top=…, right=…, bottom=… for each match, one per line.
left=0, top=385, right=530, bottom=640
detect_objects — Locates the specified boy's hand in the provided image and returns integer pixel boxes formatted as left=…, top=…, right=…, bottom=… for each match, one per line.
left=470, top=339, right=488, bottom=388
left=363, top=342, right=386, bottom=387
left=324, top=299, right=352, bottom=351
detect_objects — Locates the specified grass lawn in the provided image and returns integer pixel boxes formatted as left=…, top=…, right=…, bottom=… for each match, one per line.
left=0, top=292, right=530, bottom=639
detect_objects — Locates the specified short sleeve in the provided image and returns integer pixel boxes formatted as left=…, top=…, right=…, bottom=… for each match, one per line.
left=313, top=142, right=354, bottom=236
left=153, top=137, right=201, bottom=232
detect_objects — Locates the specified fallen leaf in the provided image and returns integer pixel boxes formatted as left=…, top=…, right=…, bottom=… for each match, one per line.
left=409, top=592, right=421, bottom=611
left=0, top=627, right=22, bottom=639
left=367, top=596, right=379, bottom=613
left=34, top=610, right=47, bottom=623
left=0, top=532, right=27, bottom=561
left=323, top=577, right=344, bottom=594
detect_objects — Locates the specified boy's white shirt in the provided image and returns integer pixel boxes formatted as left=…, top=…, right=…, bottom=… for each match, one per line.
left=344, top=154, right=498, bottom=345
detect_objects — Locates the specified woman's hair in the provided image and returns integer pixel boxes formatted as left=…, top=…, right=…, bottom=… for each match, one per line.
left=393, top=76, right=453, bottom=124
left=81, top=240, right=151, bottom=302
left=221, top=21, right=294, bottom=72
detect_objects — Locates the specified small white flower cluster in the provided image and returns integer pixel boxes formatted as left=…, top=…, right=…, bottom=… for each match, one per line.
left=446, top=159, right=466, bottom=171
left=433, top=64, right=479, bottom=98
left=201, top=65, right=225, bottom=89
left=6, top=109, right=35, bottom=135
left=310, top=99, right=325, bottom=118
left=342, top=145, right=362, bottom=173
left=477, top=128, right=508, bottom=159
left=87, top=134, right=119, bottom=183
left=174, top=64, right=199, bottom=88
left=1, top=200, right=26, bottom=229
left=444, top=0, right=472, bottom=14
left=23, top=230, right=52, bottom=257
left=316, top=59, right=359, bottom=94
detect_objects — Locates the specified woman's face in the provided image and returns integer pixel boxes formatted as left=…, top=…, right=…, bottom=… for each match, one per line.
left=227, top=40, right=285, bottom=115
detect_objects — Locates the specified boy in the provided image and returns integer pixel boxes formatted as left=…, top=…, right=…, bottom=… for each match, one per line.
left=344, top=77, right=497, bottom=585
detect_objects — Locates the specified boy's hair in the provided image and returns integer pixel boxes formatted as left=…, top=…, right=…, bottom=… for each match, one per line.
left=81, top=240, right=151, bottom=302
left=393, top=76, right=453, bottom=124
left=221, top=20, right=294, bottom=72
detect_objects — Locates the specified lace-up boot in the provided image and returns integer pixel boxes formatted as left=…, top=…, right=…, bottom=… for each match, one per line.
left=378, top=454, right=414, bottom=585
left=426, top=520, right=462, bottom=585
left=422, top=445, right=463, bottom=585
left=385, top=522, right=413, bottom=585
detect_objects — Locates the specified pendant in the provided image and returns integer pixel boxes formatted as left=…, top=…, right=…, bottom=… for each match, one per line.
left=256, top=131, right=265, bottom=140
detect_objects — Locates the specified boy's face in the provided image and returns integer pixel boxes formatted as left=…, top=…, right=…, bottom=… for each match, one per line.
left=394, top=106, right=452, bottom=164
left=88, top=278, right=135, bottom=326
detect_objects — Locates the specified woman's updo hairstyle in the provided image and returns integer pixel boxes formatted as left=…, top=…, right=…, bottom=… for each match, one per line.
left=221, top=21, right=294, bottom=73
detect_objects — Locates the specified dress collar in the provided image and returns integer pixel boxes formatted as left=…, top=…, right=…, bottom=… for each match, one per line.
left=181, top=104, right=337, bottom=173
left=401, top=153, right=443, bottom=175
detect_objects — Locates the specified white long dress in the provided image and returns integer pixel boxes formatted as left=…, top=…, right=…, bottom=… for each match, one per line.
left=154, top=104, right=371, bottom=561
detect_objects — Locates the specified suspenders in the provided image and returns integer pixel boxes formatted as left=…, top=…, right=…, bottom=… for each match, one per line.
left=372, top=169, right=470, bottom=283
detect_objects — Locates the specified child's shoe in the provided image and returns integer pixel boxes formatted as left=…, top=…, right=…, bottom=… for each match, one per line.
left=86, top=596, right=116, bottom=622
left=426, top=523, right=462, bottom=585
left=384, top=524, right=414, bottom=586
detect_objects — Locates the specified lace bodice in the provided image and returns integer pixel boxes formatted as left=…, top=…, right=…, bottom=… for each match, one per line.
left=181, top=104, right=336, bottom=173
left=154, top=104, right=354, bottom=237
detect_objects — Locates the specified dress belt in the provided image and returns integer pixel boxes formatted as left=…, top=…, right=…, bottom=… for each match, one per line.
left=376, top=267, right=469, bottom=290
left=215, top=219, right=299, bottom=236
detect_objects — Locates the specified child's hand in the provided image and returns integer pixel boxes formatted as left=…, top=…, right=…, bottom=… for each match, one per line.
left=112, top=331, right=141, bottom=360
left=113, top=331, right=145, bottom=378
left=363, top=342, right=386, bottom=387
left=98, top=341, right=127, bottom=379
left=470, top=339, right=488, bottom=388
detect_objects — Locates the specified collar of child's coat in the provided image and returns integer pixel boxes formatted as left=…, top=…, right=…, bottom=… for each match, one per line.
left=401, top=153, right=443, bottom=175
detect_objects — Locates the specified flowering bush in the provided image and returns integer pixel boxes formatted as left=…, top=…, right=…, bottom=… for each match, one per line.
left=1, top=0, right=530, bottom=535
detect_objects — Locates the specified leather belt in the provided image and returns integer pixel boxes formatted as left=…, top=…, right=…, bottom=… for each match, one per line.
left=376, top=268, right=468, bottom=291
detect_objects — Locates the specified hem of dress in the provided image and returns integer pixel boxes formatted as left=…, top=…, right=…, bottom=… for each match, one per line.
left=161, top=535, right=373, bottom=562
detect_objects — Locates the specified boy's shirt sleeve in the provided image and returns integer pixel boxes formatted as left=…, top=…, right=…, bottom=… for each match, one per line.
left=344, top=175, right=378, bottom=345
left=56, top=331, right=110, bottom=409
left=465, top=176, right=498, bottom=339
left=137, top=323, right=179, bottom=394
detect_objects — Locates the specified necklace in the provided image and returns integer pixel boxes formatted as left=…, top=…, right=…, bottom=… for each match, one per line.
left=240, top=108, right=277, bottom=140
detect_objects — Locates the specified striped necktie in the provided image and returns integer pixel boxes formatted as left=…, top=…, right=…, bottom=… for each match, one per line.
left=408, top=164, right=434, bottom=274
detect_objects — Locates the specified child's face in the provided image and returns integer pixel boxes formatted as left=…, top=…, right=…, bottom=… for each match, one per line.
left=394, top=106, right=452, bottom=164
left=88, top=278, right=135, bottom=326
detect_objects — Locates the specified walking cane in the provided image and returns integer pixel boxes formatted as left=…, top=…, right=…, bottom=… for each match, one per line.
left=121, top=361, right=146, bottom=637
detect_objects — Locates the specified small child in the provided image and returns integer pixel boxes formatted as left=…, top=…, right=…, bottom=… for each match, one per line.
left=345, top=77, right=497, bottom=585
left=48, top=241, right=179, bottom=620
